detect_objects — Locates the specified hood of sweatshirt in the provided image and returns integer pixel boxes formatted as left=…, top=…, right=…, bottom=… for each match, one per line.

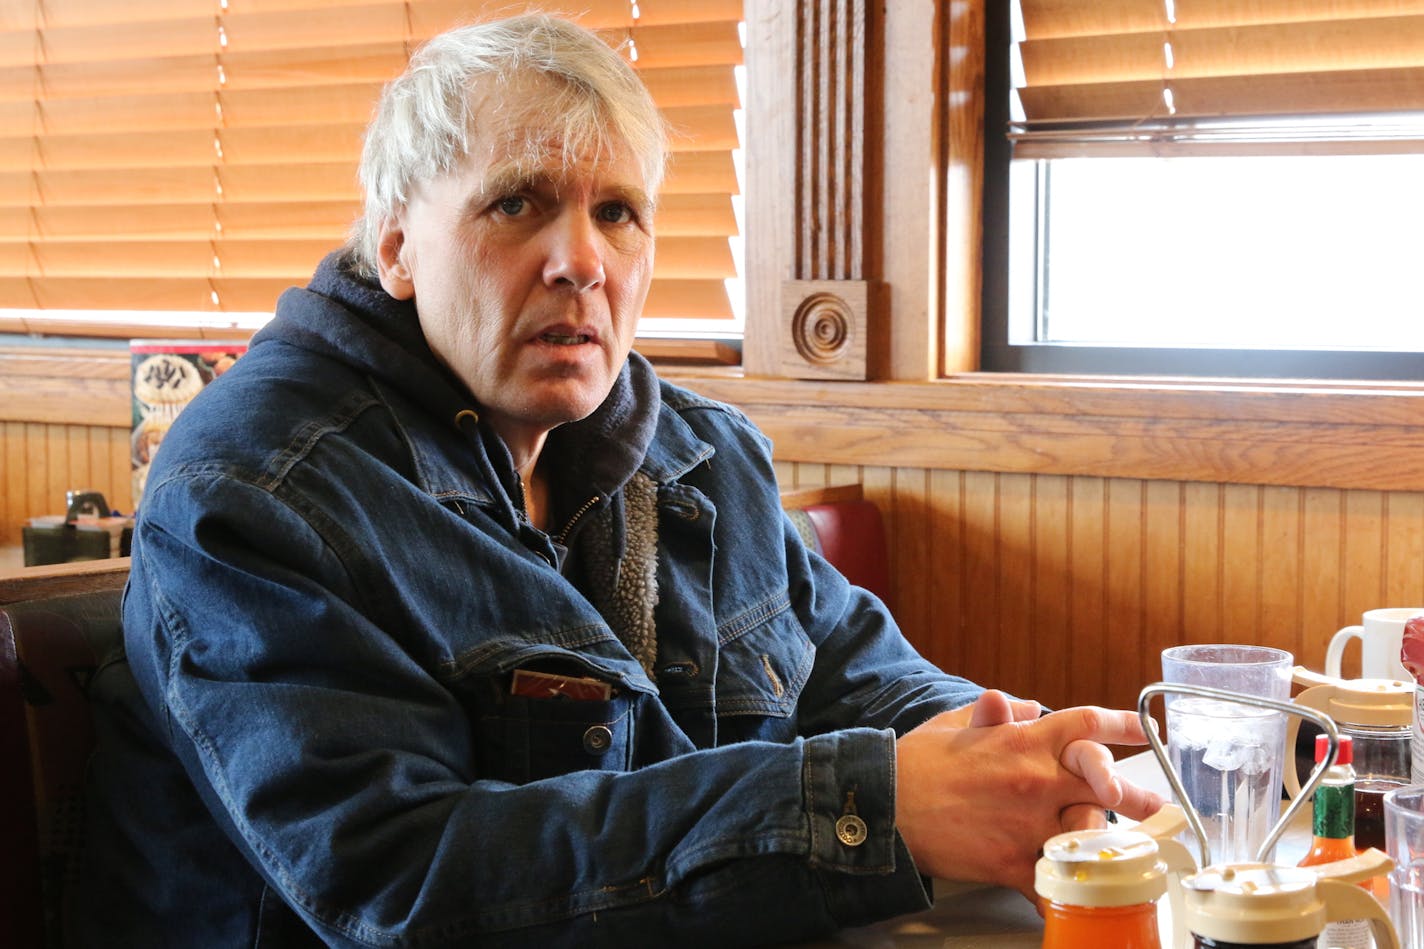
left=253, top=250, right=661, bottom=520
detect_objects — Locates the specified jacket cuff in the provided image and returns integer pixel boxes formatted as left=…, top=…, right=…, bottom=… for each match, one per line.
left=802, top=728, right=932, bottom=927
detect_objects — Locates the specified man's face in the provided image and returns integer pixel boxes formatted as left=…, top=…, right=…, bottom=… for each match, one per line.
left=376, top=77, right=655, bottom=452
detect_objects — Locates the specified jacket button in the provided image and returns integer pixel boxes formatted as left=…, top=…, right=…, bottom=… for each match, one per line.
left=582, top=725, right=613, bottom=755
left=835, top=814, right=868, bottom=847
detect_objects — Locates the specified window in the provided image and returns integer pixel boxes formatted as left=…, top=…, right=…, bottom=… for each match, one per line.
left=0, top=0, right=744, bottom=352
left=982, top=0, right=1424, bottom=380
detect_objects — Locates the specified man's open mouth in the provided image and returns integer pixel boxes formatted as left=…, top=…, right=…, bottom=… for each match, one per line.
left=540, top=333, right=591, bottom=345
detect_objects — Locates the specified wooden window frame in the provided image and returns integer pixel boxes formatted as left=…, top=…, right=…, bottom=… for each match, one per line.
left=979, top=0, right=1424, bottom=380
left=707, top=0, right=1424, bottom=493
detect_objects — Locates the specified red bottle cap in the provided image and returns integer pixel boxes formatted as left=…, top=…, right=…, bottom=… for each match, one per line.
left=1314, top=732, right=1353, bottom=765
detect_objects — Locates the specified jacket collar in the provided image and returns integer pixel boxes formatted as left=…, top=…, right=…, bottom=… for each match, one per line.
left=268, top=254, right=713, bottom=507
left=644, top=393, right=716, bottom=484
left=379, top=359, right=718, bottom=514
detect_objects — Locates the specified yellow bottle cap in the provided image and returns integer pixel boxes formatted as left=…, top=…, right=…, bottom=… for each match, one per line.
left=1293, top=676, right=1411, bottom=728
left=1180, top=864, right=1328, bottom=944
left=1034, top=828, right=1172, bottom=907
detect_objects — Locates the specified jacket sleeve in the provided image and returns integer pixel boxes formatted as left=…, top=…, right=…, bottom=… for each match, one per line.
left=670, top=401, right=993, bottom=922
left=684, top=403, right=985, bottom=739
left=786, top=512, right=987, bottom=738
left=122, top=469, right=935, bottom=948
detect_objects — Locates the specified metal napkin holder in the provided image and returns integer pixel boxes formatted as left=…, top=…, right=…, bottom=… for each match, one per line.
left=1139, top=682, right=1340, bottom=869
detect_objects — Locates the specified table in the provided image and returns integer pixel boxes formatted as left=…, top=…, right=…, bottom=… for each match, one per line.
left=797, top=750, right=1314, bottom=947
left=804, top=879, right=1045, bottom=946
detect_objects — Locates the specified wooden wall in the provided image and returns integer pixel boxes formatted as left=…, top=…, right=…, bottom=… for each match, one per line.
left=1, top=421, right=132, bottom=546
left=775, top=459, right=1424, bottom=714
left=8, top=350, right=1424, bottom=716
left=0, top=346, right=132, bottom=556
left=6, top=368, right=1424, bottom=714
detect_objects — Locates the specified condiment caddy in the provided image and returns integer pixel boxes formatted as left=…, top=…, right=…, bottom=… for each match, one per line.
left=1135, top=681, right=1400, bottom=948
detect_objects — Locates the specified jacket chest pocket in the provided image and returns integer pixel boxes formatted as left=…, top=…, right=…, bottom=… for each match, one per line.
left=473, top=690, right=634, bottom=785
left=713, top=596, right=815, bottom=743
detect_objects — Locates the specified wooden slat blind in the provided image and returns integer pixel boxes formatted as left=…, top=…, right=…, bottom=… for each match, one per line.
left=0, top=0, right=743, bottom=325
left=1012, top=0, right=1424, bottom=156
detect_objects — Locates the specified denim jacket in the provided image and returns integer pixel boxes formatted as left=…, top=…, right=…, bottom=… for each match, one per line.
left=83, top=254, right=985, bottom=948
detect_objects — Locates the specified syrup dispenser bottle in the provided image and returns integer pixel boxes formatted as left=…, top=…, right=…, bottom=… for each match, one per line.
left=1179, top=851, right=1397, bottom=949
left=1287, top=665, right=1411, bottom=901
left=1034, top=804, right=1195, bottom=949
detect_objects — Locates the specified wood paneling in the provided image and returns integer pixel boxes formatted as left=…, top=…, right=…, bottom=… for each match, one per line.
left=0, top=346, right=130, bottom=426
left=941, top=0, right=986, bottom=375
left=781, top=459, right=1424, bottom=715
left=0, top=348, right=134, bottom=553
left=681, top=374, right=1424, bottom=492
left=792, top=0, right=869, bottom=283
left=0, top=420, right=132, bottom=550
left=6, top=350, right=1424, bottom=719
left=752, top=0, right=881, bottom=381
left=745, top=0, right=948, bottom=382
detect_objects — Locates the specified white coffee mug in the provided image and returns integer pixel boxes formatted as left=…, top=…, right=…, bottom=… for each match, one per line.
left=1324, top=607, right=1422, bottom=683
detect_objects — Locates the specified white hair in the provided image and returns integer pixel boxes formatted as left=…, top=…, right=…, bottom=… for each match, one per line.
left=349, top=13, right=669, bottom=276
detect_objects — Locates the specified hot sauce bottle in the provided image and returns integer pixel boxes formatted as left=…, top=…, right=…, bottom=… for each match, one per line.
left=1297, top=735, right=1371, bottom=948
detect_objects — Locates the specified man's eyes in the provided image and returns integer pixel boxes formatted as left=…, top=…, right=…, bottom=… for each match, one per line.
left=495, top=195, right=527, bottom=216
left=596, top=203, right=635, bottom=225
left=488, top=195, right=638, bottom=225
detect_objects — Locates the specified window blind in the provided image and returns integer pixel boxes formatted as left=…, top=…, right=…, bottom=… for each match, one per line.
left=0, top=0, right=742, bottom=333
left=1010, top=0, right=1424, bottom=157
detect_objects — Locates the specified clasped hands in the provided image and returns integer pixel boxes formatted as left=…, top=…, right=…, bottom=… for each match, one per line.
left=893, top=689, right=1164, bottom=900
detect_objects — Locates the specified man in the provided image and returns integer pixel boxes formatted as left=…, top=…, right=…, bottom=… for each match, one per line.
left=82, top=14, right=1161, bottom=947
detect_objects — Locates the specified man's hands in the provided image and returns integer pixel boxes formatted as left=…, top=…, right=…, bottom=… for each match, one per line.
left=925, top=689, right=1042, bottom=729
left=893, top=690, right=1163, bottom=899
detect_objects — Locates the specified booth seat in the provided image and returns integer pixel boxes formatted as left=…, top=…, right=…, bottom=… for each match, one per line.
left=780, top=483, right=893, bottom=609
left=1, top=588, right=122, bottom=947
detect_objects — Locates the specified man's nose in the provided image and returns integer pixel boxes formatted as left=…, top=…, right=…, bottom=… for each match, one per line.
left=543, top=212, right=606, bottom=292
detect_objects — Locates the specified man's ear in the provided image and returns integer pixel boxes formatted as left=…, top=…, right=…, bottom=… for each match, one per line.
left=375, top=216, right=415, bottom=301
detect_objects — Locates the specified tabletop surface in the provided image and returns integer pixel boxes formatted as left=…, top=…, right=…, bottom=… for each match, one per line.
left=802, top=879, right=1045, bottom=946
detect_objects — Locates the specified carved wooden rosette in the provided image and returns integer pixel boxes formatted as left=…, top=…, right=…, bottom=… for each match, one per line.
left=778, top=0, right=878, bottom=381
left=780, top=278, right=871, bottom=380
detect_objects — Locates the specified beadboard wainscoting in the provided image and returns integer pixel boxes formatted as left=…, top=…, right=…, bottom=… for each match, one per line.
left=773, top=460, right=1424, bottom=713
left=8, top=348, right=1424, bottom=713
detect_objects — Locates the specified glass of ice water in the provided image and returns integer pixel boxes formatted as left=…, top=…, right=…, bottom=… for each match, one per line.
left=1386, top=785, right=1424, bottom=948
left=1160, top=644, right=1294, bottom=867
